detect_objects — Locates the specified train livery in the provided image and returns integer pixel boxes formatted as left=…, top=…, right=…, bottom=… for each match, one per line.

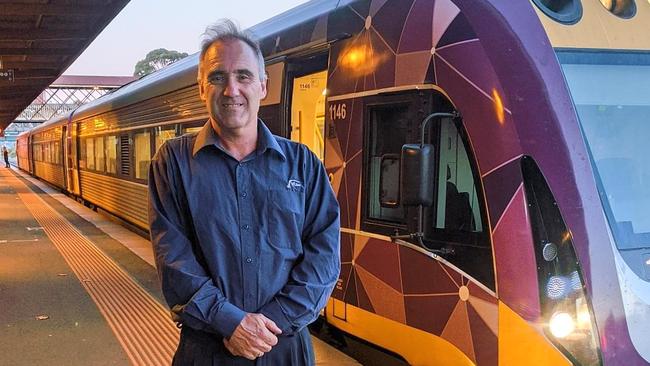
left=17, top=0, right=650, bottom=365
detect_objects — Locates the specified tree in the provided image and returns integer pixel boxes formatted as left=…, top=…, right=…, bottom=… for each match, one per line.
left=133, top=48, right=189, bottom=77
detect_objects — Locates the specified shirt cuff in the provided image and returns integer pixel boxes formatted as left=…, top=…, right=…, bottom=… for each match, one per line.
left=214, top=302, right=246, bottom=338
left=260, top=299, right=293, bottom=335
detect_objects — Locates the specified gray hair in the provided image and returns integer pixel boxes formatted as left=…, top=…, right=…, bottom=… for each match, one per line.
left=199, top=19, right=266, bottom=81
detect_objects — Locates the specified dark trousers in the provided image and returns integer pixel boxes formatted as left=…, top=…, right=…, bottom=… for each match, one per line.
left=172, top=326, right=315, bottom=366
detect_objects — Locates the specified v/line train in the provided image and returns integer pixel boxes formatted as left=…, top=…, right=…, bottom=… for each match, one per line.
left=18, top=0, right=650, bottom=364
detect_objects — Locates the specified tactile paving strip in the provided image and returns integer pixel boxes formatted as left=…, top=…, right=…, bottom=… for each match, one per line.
left=8, top=172, right=179, bottom=365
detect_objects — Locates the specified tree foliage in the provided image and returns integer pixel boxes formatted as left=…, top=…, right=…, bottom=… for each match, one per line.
left=133, top=48, right=188, bottom=77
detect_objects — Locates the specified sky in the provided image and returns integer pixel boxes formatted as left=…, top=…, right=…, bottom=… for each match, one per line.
left=63, top=0, right=310, bottom=76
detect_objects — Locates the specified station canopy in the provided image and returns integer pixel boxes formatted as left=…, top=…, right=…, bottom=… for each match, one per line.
left=0, top=0, right=131, bottom=132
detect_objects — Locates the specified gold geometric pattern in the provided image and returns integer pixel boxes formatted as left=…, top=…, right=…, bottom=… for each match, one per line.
left=324, top=1, right=501, bottom=364
left=442, top=300, right=476, bottom=362
left=356, top=265, right=407, bottom=324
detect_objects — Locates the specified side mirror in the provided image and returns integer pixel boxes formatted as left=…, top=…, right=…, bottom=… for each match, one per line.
left=401, top=144, right=435, bottom=206
left=379, top=154, right=401, bottom=208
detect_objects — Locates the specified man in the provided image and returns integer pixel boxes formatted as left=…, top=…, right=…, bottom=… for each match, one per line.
left=148, top=19, right=340, bottom=365
left=3, top=146, right=9, bottom=168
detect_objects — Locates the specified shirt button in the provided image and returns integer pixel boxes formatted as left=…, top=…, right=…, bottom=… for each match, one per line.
left=241, top=192, right=247, bottom=198
left=242, top=224, right=250, bottom=230
left=246, top=257, right=252, bottom=263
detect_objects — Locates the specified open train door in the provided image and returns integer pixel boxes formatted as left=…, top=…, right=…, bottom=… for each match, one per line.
left=258, top=51, right=328, bottom=159
left=285, top=53, right=329, bottom=159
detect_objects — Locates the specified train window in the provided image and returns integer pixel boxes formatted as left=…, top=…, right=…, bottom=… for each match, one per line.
left=44, top=143, right=50, bottom=163
left=95, top=136, right=105, bottom=172
left=54, top=142, right=60, bottom=165
left=432, top=119, right=483, bottom=233
left=106, top=135, right=117, bottom=174
left=134, top=131, right=151, bottom=180
left=182, top=125, right=202, bottom=135
left=155, top=126, right=176, bottom=152
left=365, top=103, right=409, bottom=225
left=86, top=138, right=95, bottom=170
left=422, top=116, right=493, bottom=289
left=79, top=139, right=86, bottom=169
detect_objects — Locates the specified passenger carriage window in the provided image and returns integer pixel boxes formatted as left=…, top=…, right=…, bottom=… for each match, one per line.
left=155, top=126, right=176, bottom=152
left=44, top=143, right=50, bottom=163
left=86, top=138, right=95, bottom=171
left=182, top=125, right=202, bottom=135
left=366, top=104, right=409, bottom=224
left=95, top=136, right=105, bottom=172
left=79, top=139, right=86, bottom=169
left=54, top=142, right=61, bottom=164
left=106, top=135, right=117, bottom=174
left=134, top=130, right=151, bottom=180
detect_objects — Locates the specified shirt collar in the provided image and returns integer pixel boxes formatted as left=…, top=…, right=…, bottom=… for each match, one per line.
left=192, top=119, right=286, bottom=161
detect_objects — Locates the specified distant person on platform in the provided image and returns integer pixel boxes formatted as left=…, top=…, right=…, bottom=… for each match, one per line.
left=3, top=146, right=9, bottom=168
left=148, top=19, right=340, bottom=365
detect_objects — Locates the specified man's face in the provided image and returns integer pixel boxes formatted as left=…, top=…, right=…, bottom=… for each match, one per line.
left=199, top=39, right=267, bottom=135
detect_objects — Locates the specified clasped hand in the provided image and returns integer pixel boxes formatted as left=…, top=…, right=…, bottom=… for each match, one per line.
left=223, top=313, right=282, bottom=360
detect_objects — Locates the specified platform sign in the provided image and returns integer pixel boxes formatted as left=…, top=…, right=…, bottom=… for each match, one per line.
left=0, top=69, right=14, bottom=82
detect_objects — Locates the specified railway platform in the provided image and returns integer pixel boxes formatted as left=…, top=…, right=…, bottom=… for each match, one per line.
left=0, top=166, right=360, bottom=366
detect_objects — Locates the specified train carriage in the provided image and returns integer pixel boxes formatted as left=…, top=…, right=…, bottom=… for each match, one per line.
left=18, top=0, right=650, bottom=364
left=17, top=114, right=68, bottom=189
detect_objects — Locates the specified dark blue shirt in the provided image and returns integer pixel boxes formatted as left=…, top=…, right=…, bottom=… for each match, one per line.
left=148, top=120, right=340, bottom=341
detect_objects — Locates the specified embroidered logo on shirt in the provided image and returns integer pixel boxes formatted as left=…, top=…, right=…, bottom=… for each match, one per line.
left=286, top=179, right=304, bottom=192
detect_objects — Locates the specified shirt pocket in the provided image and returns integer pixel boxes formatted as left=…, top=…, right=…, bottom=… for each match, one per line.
left=267, top=189, right=304, bottom=249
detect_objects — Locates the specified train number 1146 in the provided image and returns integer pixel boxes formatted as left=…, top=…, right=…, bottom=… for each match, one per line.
left=329, top=103, right=347, bottom=121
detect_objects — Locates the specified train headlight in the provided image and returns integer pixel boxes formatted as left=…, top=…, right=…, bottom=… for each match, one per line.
left=521, top=157, right=603, bottom=365
left=546, top=275, right=568, bottom=299
left=549, top=312, right=575, bottom=339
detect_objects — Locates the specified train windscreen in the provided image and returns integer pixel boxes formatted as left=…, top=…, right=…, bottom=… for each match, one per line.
left=559, top=50, right=650, bottom=250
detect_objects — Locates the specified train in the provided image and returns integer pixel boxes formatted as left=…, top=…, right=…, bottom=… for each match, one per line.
left=17, top=0, right=650, bottom=364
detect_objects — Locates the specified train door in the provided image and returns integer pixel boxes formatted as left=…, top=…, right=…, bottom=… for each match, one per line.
left=66, top=122, right=80, bottom=196
left=285, top=53, right=329, bottom=158
left=259, top=62, right=285, bottom=136
left=28, top=135, right=34, bottom=174
left=61, top=125, right=68, bottom=191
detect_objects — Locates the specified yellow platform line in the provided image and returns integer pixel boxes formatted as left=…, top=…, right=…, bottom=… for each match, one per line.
left=7, top=172, right=179, bottom=365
